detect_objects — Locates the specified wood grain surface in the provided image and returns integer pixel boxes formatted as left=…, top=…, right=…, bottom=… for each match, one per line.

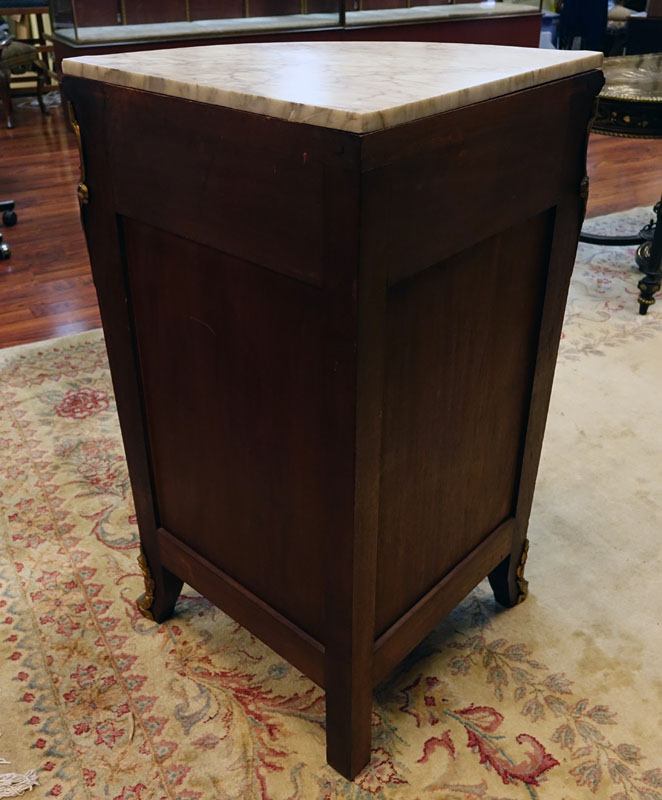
left=63, top=69, right=603, bottom=779
left=2, top=103, right=660, bottom=350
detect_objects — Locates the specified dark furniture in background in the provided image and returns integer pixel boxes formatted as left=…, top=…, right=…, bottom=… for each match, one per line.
left=0, top=199, right=17, bottom=259
left=558, top=0, right=608, bottom=50
left=64, top=47, right=601, bottom=781
left=581, top=53, right=662, bottom=312
left=625, top=14, right=662, bottom=53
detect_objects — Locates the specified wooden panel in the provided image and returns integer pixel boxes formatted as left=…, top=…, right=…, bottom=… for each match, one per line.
left=361, top=75, right=594, bottom=287
left=249, top=0, right=301, bottom=14
left=122, top=218, right=332, bottom=640
left=158, top=527, right=326, bottom=686
left=342, top=14, right=541, bottom=46
left=373, top=519, right=514, bottom=683
left=188, top=0, right=244, bottom=19
left=104, top=85, right=360, bottom=287
left=374, top=209, right=554, bottom=634
left=73, top=0, right=121, bottom=27
left=358, top=1, right=409, bottom=9
left=307, top=0, right=340, bottom=10
left=124, top=0, right=187, bottom=23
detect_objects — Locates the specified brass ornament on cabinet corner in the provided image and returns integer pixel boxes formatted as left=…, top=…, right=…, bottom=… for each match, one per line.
left=515, top=539, right=530, bottom=604
left=137, top=547, right=156, bottom=621
left=67, top=102, right=89, bottom=208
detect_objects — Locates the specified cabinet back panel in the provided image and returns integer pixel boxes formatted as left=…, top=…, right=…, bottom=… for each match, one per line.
left=106, top=87, right=330, bottom=288
left=122, top=218, right=330, bottom=640
left=375, top=209, right=554, bottom=634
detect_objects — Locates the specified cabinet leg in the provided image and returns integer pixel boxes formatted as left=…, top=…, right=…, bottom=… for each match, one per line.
left=137, top=545, right=183, bottom=623
left=488, top=538, right=529, bottom=608
left=325, top=661, right=373, bottom=781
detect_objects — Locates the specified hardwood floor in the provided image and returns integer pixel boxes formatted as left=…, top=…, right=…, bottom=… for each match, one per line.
left=1, top=100, right=99, bottom=349
left=1, top=98, right=662, bottom=348
left=586, top=134, right=662, bottom=219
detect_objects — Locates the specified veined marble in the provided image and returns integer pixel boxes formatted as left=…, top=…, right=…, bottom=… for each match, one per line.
left=63, top=41, right=603, bottom=134
left=55, top=3, right=539, bottom=45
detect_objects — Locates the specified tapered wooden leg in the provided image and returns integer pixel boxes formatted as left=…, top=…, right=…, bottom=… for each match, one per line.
left=488, top=538, right=529, bottom=608
left=325, top=654, right=374, bottom=781
left=137, top=544, right=183, bottom=623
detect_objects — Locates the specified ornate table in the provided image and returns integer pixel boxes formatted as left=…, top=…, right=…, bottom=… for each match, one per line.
left=63, top=42, right=602, bottom=779
left=581, top=53, right=662, bottom=314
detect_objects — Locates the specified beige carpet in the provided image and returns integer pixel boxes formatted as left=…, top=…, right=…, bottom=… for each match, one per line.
left=0, top=208, right=661, bottom=799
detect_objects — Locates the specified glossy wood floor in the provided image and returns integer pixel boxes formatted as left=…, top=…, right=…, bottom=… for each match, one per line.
left=1, top=100, right=100, bottom=349
left=2, top=99, right=662, bottom=348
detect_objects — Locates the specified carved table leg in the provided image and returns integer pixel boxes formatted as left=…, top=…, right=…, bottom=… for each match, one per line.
left=488, top=538, right=529, bottom=608
left=636, top=199, right=662, bottom=315
left=137, top=545, right=183, bottom=623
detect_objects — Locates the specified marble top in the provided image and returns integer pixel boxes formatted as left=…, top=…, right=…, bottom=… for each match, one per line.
left=55, top=4, right=540, bottom=45
left=63, top=41, right=602, bottom=133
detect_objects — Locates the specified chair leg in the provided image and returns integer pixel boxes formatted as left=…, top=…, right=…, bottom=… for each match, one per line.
left=34, top=61, right=49, bottom=117
left=0, top=68, right=13, bottom=128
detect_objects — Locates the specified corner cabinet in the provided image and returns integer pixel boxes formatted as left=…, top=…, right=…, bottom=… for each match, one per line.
left=63, top=41, right=602, bottom=780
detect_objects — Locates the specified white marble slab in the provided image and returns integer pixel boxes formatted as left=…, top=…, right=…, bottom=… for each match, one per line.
left=63, top=41, right=602, bottom=133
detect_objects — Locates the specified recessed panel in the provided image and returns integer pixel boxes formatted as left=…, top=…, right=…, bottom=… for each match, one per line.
left=122, top=218, right=329, bottom=639
left=375, top=209, right=554, bottom=634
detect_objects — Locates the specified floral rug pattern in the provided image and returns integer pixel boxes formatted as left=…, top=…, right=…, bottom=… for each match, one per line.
left=561, top=206, right=662, bottom=360
left=1, top=209, right=661, bottom=799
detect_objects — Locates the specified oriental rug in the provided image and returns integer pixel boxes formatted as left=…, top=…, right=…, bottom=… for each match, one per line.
left=1, top=208, right=661, bottom=799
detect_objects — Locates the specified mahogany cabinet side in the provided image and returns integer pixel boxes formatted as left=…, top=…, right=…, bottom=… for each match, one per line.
left=64, top=70, right=603, bottom=780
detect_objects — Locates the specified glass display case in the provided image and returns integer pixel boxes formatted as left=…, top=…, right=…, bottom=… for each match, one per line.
left=50, top=0, right=541, bottom=46
left=50, top=0, right=343, bottom=43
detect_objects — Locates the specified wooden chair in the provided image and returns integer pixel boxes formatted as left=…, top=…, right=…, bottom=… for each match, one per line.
left=0, top=33, right=48, bottom=127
